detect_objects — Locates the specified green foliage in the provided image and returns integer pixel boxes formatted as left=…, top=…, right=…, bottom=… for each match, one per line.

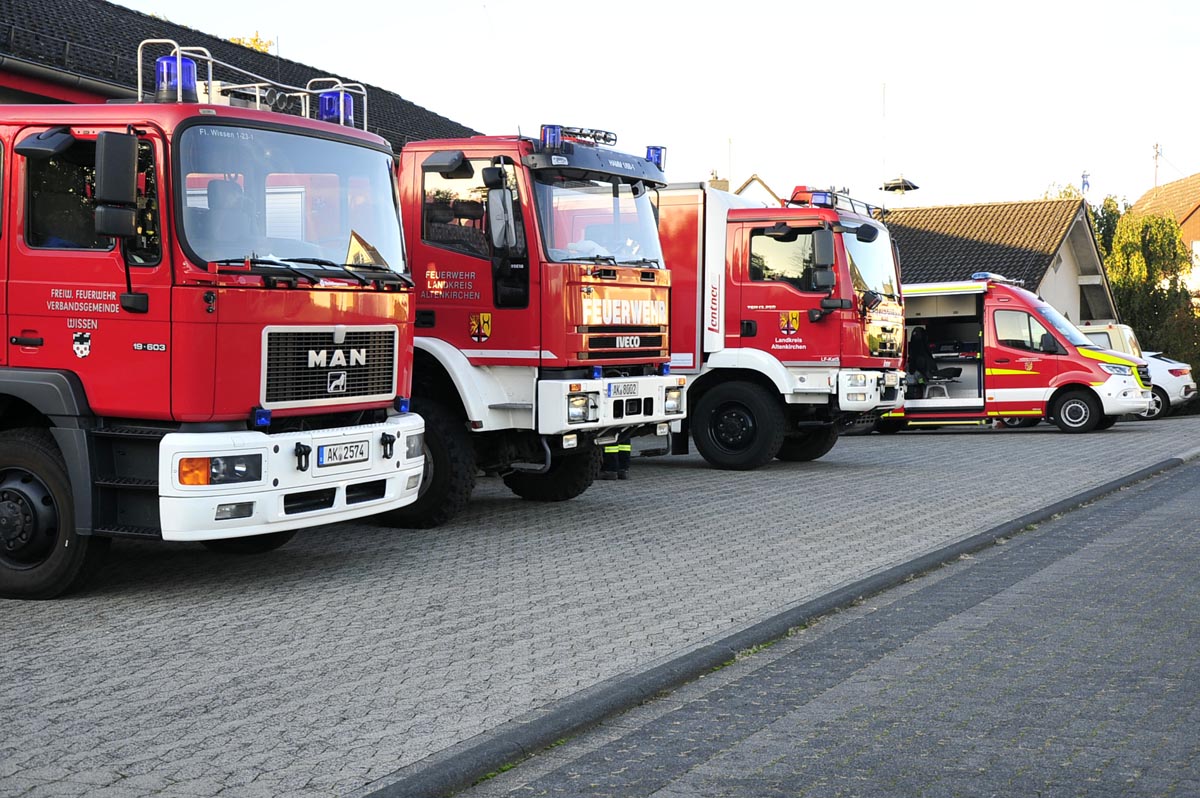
left=1106, top=213, right=1192, bottom=286
left=1091, top=195, right=1122, bottom=260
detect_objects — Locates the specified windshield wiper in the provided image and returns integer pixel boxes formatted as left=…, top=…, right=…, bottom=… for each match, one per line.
left=563, top=255, right=618, bottom=265
left=210, top=257, right=319, bottom=285
left=617, top=258, right=662, bottom=268
left=277, top=257, right=371, bottom=287
left=277, top=257, right=414, bottom=288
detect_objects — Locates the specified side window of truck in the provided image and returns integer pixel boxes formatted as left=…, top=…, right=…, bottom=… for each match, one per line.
left=994, top=309, right=1050, bottom=352
left=421, top=157, right=527, bottom=260
left=26, top=140, right=111, bottom=251
left=126, top=141, right=162, bottom=264
left=748, top=227, right=819, bottom=291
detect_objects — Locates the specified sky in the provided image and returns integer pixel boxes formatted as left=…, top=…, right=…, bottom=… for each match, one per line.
left=112, top=0, right=1200, bottom=210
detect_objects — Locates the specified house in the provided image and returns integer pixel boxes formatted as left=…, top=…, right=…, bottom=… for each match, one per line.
left=0, top=0, right=479, bottom=150
left=881, top=198, right=1119, bottom=324
left=1129, top=173, right=1200, bottom=293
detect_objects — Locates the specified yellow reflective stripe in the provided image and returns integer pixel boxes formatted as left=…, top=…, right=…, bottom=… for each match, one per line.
left=1076, top=348, right=1148, bottom=388
left=985, top=368, right=1040, bottom=376
left=986, top=410, right=1041, bottom=416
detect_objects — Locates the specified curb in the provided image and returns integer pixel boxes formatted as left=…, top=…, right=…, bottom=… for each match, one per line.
left=364, top=453, right=1195, bottom=798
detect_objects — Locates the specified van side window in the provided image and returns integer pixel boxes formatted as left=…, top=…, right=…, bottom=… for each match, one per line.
left=994, top=309, right=1050, bottom=352
left=748, top=227, right=819, bottom=291
left=422, top=158, right=522, bottom=260
left=27, top=140, right=111, bottom=250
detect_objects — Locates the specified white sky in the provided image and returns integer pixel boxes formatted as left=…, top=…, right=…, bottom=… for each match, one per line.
left=113, top=0, right=1199, bottom=209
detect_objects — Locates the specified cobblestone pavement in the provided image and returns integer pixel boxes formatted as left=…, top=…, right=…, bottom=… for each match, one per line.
left=466, top=457, right=1200, bottom=798
left=2, top=419, right=1198, bottom=797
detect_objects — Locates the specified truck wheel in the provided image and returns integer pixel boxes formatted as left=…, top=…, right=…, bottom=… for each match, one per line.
left=0, top=428, right=109, bottom=600
left=1052, top=390, right=1101, bottom=433
left=1095, top=415, right=1119, bottom=430
left=383, top=401, right=476, bottom=529
left=692, top=382, right=785, bottom=470
left=776, top=426, right=839, bottom=462
left=503, top=447, right=600, bottom=501
left=874, top=419, right=907, bottom=434
left=201, top=531, right=297, bottom=554
left=1138, top=386, right=1170, bottom=420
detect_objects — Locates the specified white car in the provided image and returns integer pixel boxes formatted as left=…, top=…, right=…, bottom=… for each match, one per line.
left=1139, top=351, right=1196, bottom=420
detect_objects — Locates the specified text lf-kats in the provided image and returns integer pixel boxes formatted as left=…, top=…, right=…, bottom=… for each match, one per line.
left=878, top=274, right=1153, bottom=433
left=391, top=125, right=685, bottom=526
left=655, top=183, right=905, bottom=469
left=0, top=41, right=426, bottom=598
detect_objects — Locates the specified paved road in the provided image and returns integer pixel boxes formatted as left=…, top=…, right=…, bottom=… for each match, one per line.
left=465, top=457, right=1200, bottom=798
left=2, top=419, right=1198, bottom=797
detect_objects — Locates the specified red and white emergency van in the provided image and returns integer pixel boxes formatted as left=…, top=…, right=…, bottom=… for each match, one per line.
left=878, top=274, right=1153, bottom=433
left=391, top=126, right=685, bottom=526
left=656, top=183, right=905, bottom=469
left=0, top=42, right=427, bottom=598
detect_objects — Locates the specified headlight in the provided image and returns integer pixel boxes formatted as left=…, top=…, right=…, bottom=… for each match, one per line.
left=179, top=454, right=262, bottom=486
left=664, top=386, right=683, bottom=414
left=846, top=373, right=868, bottom=387
left=1099, top=363, right=1133, bottom=376
left=405, top=432, right=424, bottom=459
left=567, top=394, right=590, bottom=424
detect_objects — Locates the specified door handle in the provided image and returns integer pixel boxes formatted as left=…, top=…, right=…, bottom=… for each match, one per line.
left=995, top=358, right=1009, bottom=363
left=740, top=320, right=757, bottom=337
left=10, top=336, right=44, bottom=347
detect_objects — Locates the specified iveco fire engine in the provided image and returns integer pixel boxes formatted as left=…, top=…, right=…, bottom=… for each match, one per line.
left=0, top=41, right=425, bottom=598
left=390, top=125, right=685, bottom=526
left=656, top=183, right=904, bottom=469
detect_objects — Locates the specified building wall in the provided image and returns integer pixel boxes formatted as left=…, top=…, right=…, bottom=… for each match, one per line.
left=1037, top=247, right=1082, bottom=322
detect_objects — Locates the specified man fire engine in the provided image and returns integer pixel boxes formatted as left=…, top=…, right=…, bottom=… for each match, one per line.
left=390, top=125, right=685, bottom=526
left=656, top=183, right=905, bottom=469
left=0, top=42, right=425, bottom=598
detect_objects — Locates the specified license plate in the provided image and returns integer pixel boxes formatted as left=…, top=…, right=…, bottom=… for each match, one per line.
left=885, top=372, right=899, bottom=387
left=608, top=382, right=638, bottom=398
left=317, top=440, right=369, bottom=467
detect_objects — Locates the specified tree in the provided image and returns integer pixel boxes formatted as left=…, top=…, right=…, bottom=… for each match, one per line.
left=230, top=32, right=273, bottom=54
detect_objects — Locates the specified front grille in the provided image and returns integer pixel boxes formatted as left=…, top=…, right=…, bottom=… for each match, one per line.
left=1137, top=364, right=1151, bottom=386
left=264, top=328, right=396, bottom=406
left=581, top=325, right=667, bottom=360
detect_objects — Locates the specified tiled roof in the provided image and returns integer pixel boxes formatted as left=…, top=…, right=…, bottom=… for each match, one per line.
left=880, top=199, right=1086, bottom=286
left=0, top=0, right=479, bottom=150
left=1129, top=173, right=1200, bottom=225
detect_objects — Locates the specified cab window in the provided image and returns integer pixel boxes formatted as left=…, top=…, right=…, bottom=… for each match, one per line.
left=995, top=309, right=1051, bottom=352
left=748, top=226, right=820, bottom=291
left=26, top=140, right=110, bottom=250
left=422, top=157, right=525, bottom=260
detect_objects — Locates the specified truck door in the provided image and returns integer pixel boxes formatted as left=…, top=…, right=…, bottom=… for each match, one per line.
left=733, top=222, right=837, bottom=363
left=409, top=152, right=536, bottom=360
left=986, top=307, right=1060, bottom=417
left=6, top=126, right=171, bottom=418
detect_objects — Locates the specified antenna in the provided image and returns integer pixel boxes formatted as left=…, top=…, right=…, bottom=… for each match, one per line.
left=1154, top=143, right=1162, bottom=191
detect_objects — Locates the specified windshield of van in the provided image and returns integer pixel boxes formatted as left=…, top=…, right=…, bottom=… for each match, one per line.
left=1034, top=303, right=1093, bottom=347
left=177, top=124, right=406, bottom=278
left=531, top=172, right=664, bottom=267
left=841, top=222, right=899, bottom=297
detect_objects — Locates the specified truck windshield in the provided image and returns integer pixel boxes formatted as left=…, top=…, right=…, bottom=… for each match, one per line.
left=841, top=222, right=899, bottom=297
left=531, top=172, right=664, bottom=266
left=177, top=124, right=405, bottom=276
left=1035, top=304, right=1094, bottom=347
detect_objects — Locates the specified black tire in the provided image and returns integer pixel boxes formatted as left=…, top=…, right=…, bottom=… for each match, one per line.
left=1052, top=390, right=1102, bottom=433
left=503, top=446, right=600, bottom=501
left=999, top=417, right=1041, bottom=429
left=691, top=382, right=785, bottom=470
left=776, top=426, right=839, bottom=462
left=1095, top=415, right=1119, bottom=430
left=383, top=400, right=476, bottom=529
left=0, top=428, right=109, bottom=599
left=201, top=530, right=297, bottom=554
left=1138, top=386, right=1170, bottom=420
left=874, top=419, right=907, bottom=434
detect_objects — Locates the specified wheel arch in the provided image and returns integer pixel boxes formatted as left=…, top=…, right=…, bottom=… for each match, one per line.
left=1046, top=382, right=1100, bottom=416
left=686, top=366, right=786, bottom=412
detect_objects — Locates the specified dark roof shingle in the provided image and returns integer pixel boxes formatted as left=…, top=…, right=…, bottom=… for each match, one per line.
left=0, top=0, right=479, bottom=150
left=880, top=199, right=1085, bottom=286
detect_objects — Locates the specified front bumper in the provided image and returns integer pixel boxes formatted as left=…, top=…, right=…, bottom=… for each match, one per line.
left=1096, top=376, right=1153, bottom=416
left=157, top=413, right=425, bottom=541
left=536, top=374, right=685, bottom=434
left=838, top=369, right=905, bottom=413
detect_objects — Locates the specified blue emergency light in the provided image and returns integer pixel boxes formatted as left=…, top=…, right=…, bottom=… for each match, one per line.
left=659, top=363, right=671, bottom=376
left=154, top=54, right=198, bottom=103
left=809, top=191, right=833, bottom=208
left=252, top=407, right=272, bottom=427
left=591, top=366, right=603, bottom=379
left=318, top=91, right=354, bottom=126
left=395, top=396, right=411, bottom=414
left=541, top=124, right=563, bottom=150
left=646, top=146, right=666, bottom=170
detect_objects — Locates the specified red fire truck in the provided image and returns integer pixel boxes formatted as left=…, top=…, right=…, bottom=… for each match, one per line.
left=0, top=42, right=426, bottom=598
left=391, top=126, right=685, bottom=526
left=877, top=274, right=1153, bottom=432
left=656, top=183, right=904, bottom=469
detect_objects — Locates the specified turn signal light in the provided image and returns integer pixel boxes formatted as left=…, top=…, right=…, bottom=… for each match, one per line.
left=179, top=457, right=210, bottom=486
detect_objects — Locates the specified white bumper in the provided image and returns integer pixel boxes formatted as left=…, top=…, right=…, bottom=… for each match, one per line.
left=1171, top=380, right=1197, bottom=406
left=837, top=369, right=905, bottom=412
left=536, top=375, right=685, bottom=434
left=158, top=413, right=425, bottom=541
left=1096, top=376, right=1153, bottom=416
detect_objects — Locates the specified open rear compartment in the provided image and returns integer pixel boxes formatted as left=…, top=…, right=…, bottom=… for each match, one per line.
left=903, top=292, right=985, bottom=417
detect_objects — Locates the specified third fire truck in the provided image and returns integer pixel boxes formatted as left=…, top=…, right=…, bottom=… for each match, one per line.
left=656, top=183, right=905, bottom=469
left=390, top=126, right=686, bottom=526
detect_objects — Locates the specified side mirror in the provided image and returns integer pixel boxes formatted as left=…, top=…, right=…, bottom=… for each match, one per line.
left=813, top=227, right=835, bottom=267
left=812, top=268, right=836, bottom=290
left=95, top=206, right=137, bottom=238
left=856, top=224, right=879, bottom=243
left=487, top=187, right=517, bottom=250
left=482, top=166, right=506, bottom=190
left=1040, top=332, right=1061, bottom=354
left=95, top=132, right=138, bottom=205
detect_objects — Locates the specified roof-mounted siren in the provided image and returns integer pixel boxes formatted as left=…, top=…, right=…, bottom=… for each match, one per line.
left=971, top=272, right=1025, bottom=286
left=307, top=79, right=367, bottom=128
left=154, top=52, right=198, bottom=103
left=645, top=146, right=666, bottom=171
left=539, top=124, right=617, bottom=153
